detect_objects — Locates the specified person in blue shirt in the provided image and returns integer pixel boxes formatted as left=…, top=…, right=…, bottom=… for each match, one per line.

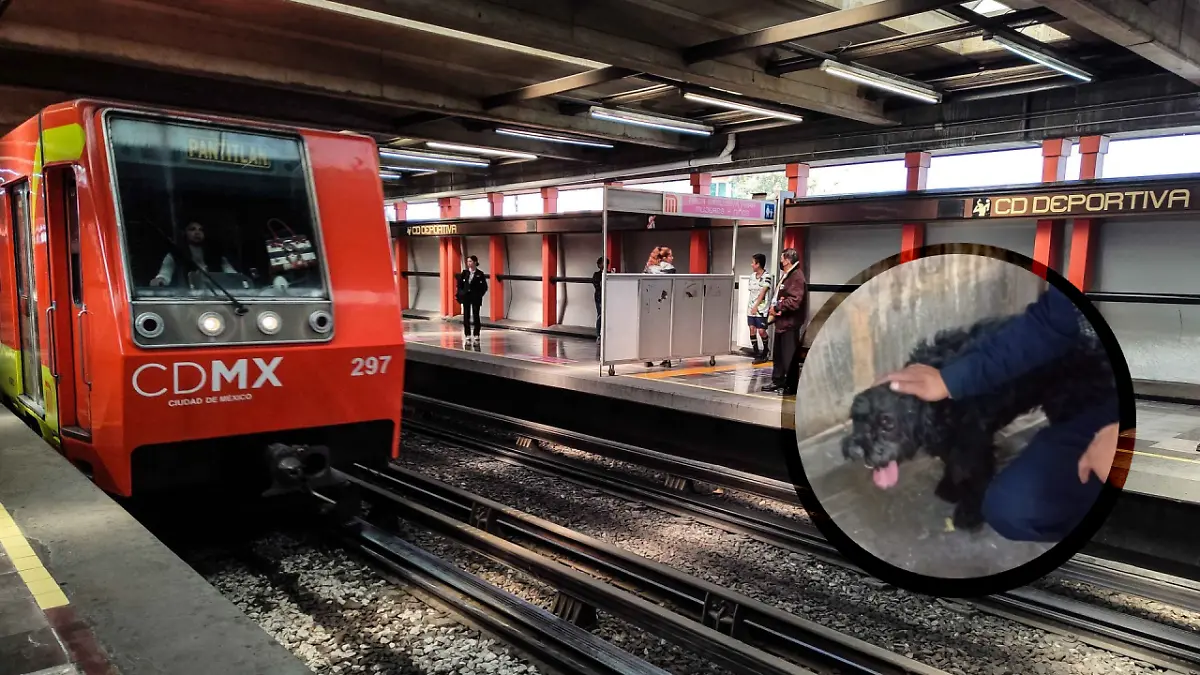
left=884, top=287, right=1121, bottom=542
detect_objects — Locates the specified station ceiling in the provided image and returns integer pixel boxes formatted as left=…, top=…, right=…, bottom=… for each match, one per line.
left=1, top=0, right=1198, bottom=198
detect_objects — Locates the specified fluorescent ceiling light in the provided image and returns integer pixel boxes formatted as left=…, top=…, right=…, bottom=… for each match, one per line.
left=495, top=128, right=614, bottom=149
left=588, top=107, right=713, bottom=137
left=379, top=148, right=490, bottom=168
left=819, top=60, right=942, bottom=104
left=380, top=173, right=404, bottom=181
left=682, top=92, right=804, bottom=123
left=380, top=164, right=441, bottom=173
left=282, top=0, right=608, bottom=69
left=426, top=141, right=538, bottom=161
left=989, top=34, right=1093, bottom=82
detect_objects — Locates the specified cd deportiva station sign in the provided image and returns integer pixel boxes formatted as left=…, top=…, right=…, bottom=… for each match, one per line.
left=970, top=187, right=1190, bottom=218
left=783, top=176, right=1200, bottom=226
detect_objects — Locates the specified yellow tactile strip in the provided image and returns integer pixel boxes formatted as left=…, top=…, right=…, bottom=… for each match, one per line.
left=0, top=503, right=69, bottom=609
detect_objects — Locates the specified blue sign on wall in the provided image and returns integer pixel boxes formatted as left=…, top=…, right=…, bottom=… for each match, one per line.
left=763, top=202, right=777, bottom=220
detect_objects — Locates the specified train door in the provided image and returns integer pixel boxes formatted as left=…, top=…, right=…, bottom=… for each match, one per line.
left=44, top=166, right=89, bottom=436
left=9, top=181, right=45, bottom=415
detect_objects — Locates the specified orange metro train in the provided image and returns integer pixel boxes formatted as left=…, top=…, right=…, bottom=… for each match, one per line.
left=0, top=99, right=405, bottom=498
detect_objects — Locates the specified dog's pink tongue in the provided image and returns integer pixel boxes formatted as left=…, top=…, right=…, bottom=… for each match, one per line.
left=872, top=461, right=899, bottom=489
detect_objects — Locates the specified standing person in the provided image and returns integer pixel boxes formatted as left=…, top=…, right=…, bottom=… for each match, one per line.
left=657, top=247, right=677, bottom=274
left=746, top=253, right=773, bottom=364
left=592, top=257, right=612, bottom=344
left=642, top=247, right=674, bottom=367
left=644, top=247, right=663, bottom=273
left=762, top=248, right=806, bottom=395
left=456, top=255, right=488, bottom=345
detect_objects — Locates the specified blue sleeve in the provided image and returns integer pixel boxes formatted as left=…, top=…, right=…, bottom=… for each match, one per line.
left=939, top=288, right=1082, bottom=400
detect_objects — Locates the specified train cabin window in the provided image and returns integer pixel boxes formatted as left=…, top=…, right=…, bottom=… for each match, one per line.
left=63, top=171, right=83, bottom=306
left=104, top=114, right=326, bottom=300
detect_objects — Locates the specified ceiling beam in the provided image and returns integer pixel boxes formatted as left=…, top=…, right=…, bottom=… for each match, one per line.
left=766, top=7, right=1058, bottom=75
left=0, top=22, right=700, bottom=151
left=598, top=84, right=677, bottom=106
left=327, top=0, right=896, bottom=126
left=681, top=0, right=964, bottom=64
left=1032, top=0, right=1200, bottom=84
left=402, top=72, right=1199, bottom=195
left=481, top=66, right=641, bottom=109
left=940, top=6, right=1094, bottom=76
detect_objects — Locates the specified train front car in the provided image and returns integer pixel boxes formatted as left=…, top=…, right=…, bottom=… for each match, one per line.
left=64, top=102, right=402, bottom=498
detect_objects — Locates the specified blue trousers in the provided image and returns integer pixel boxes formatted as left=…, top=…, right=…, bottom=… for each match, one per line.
left=982, top=398, right=1118, bottom=542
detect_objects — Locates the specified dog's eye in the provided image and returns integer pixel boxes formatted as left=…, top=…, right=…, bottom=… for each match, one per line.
left=879, top=414, right=895, bottom=431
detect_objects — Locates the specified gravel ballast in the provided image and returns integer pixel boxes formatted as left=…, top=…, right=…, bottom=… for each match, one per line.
left=189, top=534, right=546, bottom=675
left=399, top=429, right=1194, bottom=675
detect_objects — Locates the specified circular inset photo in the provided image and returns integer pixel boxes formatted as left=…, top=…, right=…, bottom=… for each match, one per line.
left=790, top=245, right=1134, bottom=597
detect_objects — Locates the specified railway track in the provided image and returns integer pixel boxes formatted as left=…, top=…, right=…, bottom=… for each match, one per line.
left=400, top=393, right=1200, bottom=674
left=330, top=464, right=955, bottom=675
left=332, top=509, right=670, bottom=675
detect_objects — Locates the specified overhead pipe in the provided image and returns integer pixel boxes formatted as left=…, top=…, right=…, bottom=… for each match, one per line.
left=406, top=133, right=739, bottom=200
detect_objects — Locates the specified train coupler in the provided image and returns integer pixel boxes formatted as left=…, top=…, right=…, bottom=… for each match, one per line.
left=263, top=442, right=335, bottom=497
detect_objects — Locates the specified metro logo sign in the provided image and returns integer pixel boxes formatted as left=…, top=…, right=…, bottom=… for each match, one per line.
left=132, top=357, right=283, bottom=406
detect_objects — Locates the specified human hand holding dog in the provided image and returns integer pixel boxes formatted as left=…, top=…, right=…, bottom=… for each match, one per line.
left=882, top=364, right=951, bottom=402
left=1078, top=423, right=1119, bottom=484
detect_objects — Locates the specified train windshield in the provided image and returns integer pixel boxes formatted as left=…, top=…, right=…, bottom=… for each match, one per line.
left=106, top=114, right=327, bottom=300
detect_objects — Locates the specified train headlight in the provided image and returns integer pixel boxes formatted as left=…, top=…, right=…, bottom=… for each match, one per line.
left=257, top=311, right=282, bottom=335
left=198, top=312, right=225, bottom=337
left=135, top=312, right=165, bottom=339
left=308, top=310, right=332, bottom=334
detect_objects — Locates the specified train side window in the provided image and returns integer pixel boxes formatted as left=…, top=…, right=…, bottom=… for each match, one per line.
left=63, top=171, right=83, bottom=306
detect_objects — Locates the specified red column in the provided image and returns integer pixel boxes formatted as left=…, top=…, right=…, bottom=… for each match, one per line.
left=438, top=197, right=461, bottom=317
left=489, top=235, right=505, bottom=321
left=542, top=234, right=559, bottom=327
left=900, top=152, right=930, bottom=263
left=438, top=197, right=461, bottom=220
left=541, top=187, right=558, bottom=214
left=1033, top=138, right=1072, bottom=279
left=783, top=163, right=809, bottom=254
left=606, top=232, right=622, bottom=272
left=689, top=172, right=712, bottom=273
left=1068, top=135, right=1110, bottom=291
left=487, top=192, right=504, bottom=217
left=392, top=201, right=409, bottom=311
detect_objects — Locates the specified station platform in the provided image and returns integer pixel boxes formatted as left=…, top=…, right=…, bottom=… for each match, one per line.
left=403, top=319, right=1200, bottom=506
left=403, top=318, right=785, bottom=429
left=0, top=409, right=311, bottom=675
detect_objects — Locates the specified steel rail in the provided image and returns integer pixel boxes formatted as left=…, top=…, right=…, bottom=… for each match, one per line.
left=403, top=393, right=1200, bottom=613
left=398, top=408, right=1200, bottom=673
left=338, top=518, right=670, bottom=675
left=338, top=471, right=818, bottom=675
left=346, top=464, right=948, bottom=675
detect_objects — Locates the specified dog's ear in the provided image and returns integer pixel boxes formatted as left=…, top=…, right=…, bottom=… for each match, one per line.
left=841, top=434, right=865, bottom=462
left=849, top=393, right=872, bottom=417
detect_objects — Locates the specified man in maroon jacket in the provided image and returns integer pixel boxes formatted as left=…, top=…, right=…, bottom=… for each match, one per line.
left=763, top=247, right=807, bottom=395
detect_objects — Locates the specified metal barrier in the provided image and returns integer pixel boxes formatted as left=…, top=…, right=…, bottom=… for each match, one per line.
left=601, top=273, right=735, bottom=376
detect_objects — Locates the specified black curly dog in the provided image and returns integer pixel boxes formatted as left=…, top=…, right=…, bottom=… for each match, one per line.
left=841, top=314, right=1114, bottom=531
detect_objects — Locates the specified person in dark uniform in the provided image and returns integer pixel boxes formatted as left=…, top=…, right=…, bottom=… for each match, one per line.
left=456, top=255, right=488, bottom=345
left=883, top=286, right=1121, bottom=542
left=592, top=257, right=612, bottom=344
left=763, top=248, right=806, bottom=395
